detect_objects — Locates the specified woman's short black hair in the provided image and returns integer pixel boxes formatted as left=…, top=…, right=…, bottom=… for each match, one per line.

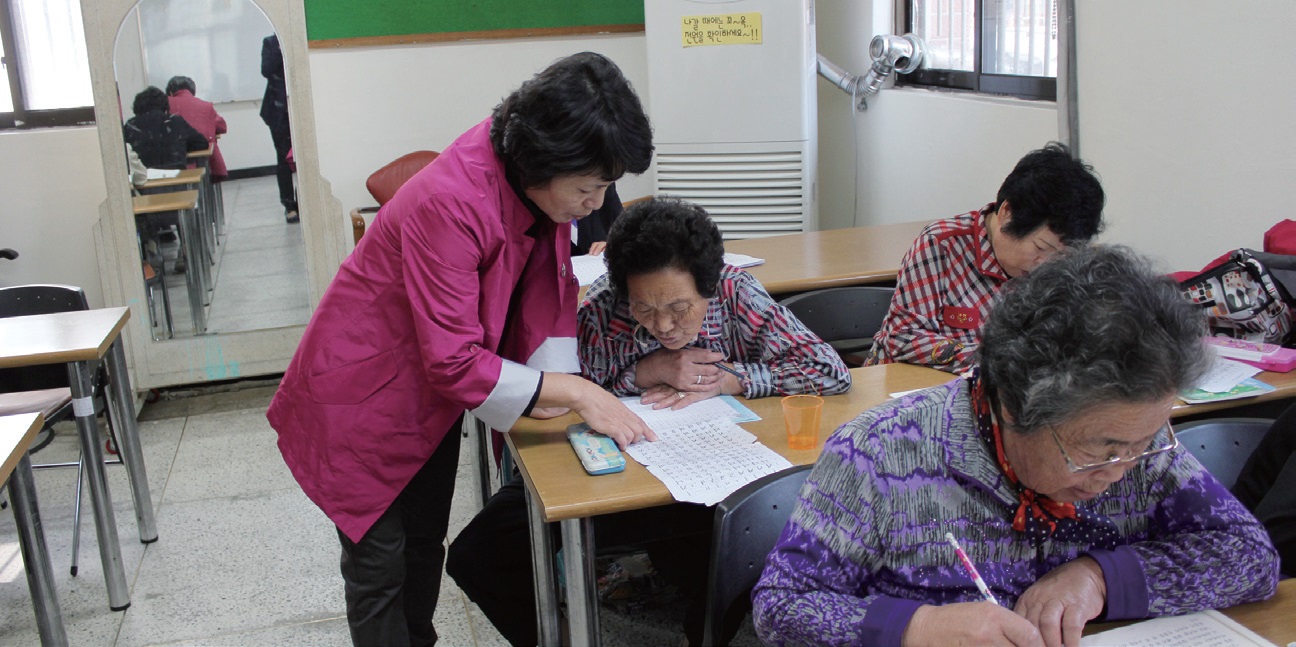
left=166, top=76, right=196, bottom=96
left=978, top=245, right=1209, bottom=433
left=132, top=86, right=170, bottom=116
left=993, top=142, right=1105, bottom=245
left=491, top=52, right=654, bottom=189
left=605, top=197, right=725, bottom=299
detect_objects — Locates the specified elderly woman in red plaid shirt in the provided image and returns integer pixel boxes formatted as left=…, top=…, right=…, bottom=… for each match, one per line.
left=866, top=142, right=1106, bottom=373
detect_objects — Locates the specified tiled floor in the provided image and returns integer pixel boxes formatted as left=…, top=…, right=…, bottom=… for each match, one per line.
left=151, top=176, right=310, bottom=338
left=0, top=381, right=759, bottom=646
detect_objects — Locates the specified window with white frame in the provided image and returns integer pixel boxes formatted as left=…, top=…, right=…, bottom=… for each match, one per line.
left=0, top=0, right=95, bottom=129
left=899, top=0, right=1058, bottom=101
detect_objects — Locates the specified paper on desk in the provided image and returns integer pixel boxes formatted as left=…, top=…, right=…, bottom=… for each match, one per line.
left=575, top=252, right=763, bottom=288
left=619, top=395, right=760, bottom=426
left=145, top=168, right=181, bottom=180
left=1194, top=356, right=1263, bottom=393
left=572, top=253, right=608, bottom=287
left=1080, top=609, right=1276, bottom=646
left=724, top=252, right=765, bottom=269
left=625, top=417, right=792, bottom=506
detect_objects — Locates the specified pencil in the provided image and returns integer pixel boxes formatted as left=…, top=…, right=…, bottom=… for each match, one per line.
left=944, top=532, right=1000, bottom=606
left=712, top=362, right=742, bottom=379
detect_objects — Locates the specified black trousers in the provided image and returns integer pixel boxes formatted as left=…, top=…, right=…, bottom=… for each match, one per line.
left=446, top=474, right=730, bottom=646
left=338, top=419, right=462, bottom=647
left=268, top=123, right=297, bottom=212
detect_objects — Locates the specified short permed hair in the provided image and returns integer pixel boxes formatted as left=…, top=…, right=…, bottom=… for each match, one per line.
left=605, top=197, right=725, bottom=299
left=491, top=52, right=654, bottom=189
left=978, top=245, right=1209, bottom=433
left=993, top=142, right=1105, bottom=246
left=166, top=76, right=196, bottom=96
left=132, top=86, right=170, bottom=116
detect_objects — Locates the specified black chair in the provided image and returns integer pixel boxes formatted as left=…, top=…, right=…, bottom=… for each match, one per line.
left=779, top=286, right=896, bottom=366
left=0, top=284, right=121, bottom=576
left=1175, top=417, right=1273, bottom=489
left=702, top=464, right=812, bottom=646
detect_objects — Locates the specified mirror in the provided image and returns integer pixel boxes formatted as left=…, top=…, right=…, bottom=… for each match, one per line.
left=83, top=0, right=348, bottom=389
left=114, top=0, right=309, bottom=338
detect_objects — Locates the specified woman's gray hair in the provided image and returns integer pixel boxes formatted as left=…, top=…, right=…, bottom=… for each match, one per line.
left=978, top=245, right=1210, bottom=433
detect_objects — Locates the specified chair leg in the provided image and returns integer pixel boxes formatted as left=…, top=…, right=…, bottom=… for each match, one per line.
left=71, top=455, right=85, bottom=577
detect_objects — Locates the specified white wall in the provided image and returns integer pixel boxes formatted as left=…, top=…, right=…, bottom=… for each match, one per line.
left=1077, top=2, right=1296, bottom=271
left=0, top=127, right=109, bottom=307
left=814, top=0, right=1058, bottom=231
left=218, top=100, right=277, bottom=169
left=309, top=34, right=655, bottom=220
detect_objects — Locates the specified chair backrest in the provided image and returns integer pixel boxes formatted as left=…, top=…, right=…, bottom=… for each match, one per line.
left=1175, top=417, right=1273, bottom=489
left=778, top=286, right=896, bottom=358
left=0, top=284, right=90, bottom=392
left=702, top=464, right=813, bottom=646
left=365, top=150, right=440, bottom=206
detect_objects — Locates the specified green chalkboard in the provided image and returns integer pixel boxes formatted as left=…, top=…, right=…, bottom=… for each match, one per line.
left=305, top=0, right=645, bottom=45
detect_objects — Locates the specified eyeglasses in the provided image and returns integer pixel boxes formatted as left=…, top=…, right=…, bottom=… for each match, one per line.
left=1048, top=421, right=1178, bottom=474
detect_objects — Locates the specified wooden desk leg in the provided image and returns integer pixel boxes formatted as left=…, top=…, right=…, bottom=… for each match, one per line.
left=525, top=488, right=561, bottom=646
left=66, top=362, right=130, bottom=610
left=561, top=517, right=600, bottom=647
left=9, top=452, right=70, bottom=646
left=105, top=338, right=158, bottom=543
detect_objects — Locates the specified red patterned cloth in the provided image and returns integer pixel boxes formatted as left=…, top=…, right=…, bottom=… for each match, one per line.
left=866, top=206, right=1008, bottom=373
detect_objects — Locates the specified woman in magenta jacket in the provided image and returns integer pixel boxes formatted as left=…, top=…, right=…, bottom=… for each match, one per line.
left=267, top=52, right=655, bottom=646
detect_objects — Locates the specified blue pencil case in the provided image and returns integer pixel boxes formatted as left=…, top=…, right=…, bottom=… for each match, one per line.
left=566, top=423, right=626, bottom=475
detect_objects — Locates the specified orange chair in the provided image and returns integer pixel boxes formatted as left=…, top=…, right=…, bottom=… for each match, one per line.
left=349, top=150, right=441, bottom=245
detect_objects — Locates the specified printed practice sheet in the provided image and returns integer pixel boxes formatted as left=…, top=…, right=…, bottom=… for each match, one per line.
left=624, top=400, right=790, bottom=506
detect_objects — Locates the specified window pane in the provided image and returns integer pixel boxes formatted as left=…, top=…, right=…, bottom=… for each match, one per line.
left=912, top=0, right=976, bottom=72
left=0, top=28, right=13, bottom=112
left=983, top=0, right=1057, bottom=78
left=11, top=0, right=92, bottom=110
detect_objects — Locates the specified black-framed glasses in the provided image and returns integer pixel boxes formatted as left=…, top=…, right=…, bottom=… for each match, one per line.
left=1048, top=421, right=1178, bottom=474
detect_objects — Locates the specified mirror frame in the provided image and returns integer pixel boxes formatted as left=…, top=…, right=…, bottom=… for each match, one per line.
left=82, top=0, right=345, bottom=389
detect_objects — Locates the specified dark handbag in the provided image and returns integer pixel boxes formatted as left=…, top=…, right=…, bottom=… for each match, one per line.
left=1179, top=248, right=1296, bottom=345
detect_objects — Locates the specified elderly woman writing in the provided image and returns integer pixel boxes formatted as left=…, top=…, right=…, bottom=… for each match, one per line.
left=580, top=196, right=851, bottom=406
left=753, top=245, right=1278, bottom=647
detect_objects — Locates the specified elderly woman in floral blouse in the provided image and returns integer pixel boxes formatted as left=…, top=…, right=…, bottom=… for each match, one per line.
left=753, top=245, right=1278, bottom=647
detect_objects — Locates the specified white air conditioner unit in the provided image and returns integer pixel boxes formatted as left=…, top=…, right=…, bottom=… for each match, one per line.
left=645, top=0, right=818, bottom=240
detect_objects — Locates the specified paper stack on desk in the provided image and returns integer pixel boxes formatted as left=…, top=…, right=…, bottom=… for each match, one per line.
left=1179, top=356, right=1275, bottom=404
left=622, top=397, right=790, bottom=506
left=1080, top=609, right=1276, bottom=646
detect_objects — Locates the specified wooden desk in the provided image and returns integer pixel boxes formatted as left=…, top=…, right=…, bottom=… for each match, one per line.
left=723, top=220, right=931, bottom=295
left=508, top=364, right=953, bottom=645
left=139, top=167, right=204, bottom=191
left=1, top=413, right=67, bottom=646
left=1085, top=578, right=1296, bottom=644
left=0, top=307, right=158, bottom=611
left=133, top=189, right=206, bottom=334
left=1172, top=369, right=1296, bottom=418
left=186, top=146, right=223, bottom=236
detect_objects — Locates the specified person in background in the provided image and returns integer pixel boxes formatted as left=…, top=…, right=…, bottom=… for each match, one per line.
left=166, top=75, right=228, bottom=181
left=865, top=142, right=1105, bottom=373
left=449, top=197, right=851, bottom=646
left=572, top=182, right=621, bottom=256
left=260, top=34, right=297, bottom=223
left=754, top=245, right=1278, bottom=647
left=266, top=52, right=654, bottom=647
left=122, top=86, right=208, bottom=170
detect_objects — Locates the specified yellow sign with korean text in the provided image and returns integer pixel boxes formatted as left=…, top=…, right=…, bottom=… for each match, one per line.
left=681, top=12, right=762, bottom=47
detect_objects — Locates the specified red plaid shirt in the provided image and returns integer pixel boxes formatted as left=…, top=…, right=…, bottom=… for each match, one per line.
left=578, top=266, right=851, bottom=398
left=866, top=206, right=1008, bottom=373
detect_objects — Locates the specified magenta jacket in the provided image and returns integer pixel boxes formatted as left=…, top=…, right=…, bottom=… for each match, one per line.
left=267, top=119, right=579, bottom=542
left=167, top=89, right=228, bottom=178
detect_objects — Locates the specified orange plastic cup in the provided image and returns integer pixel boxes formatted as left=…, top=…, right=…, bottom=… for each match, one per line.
left=782, top=395, right=823, bottom=450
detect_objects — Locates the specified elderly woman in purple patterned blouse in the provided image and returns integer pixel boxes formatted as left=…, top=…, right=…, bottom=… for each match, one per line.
left=753, top=245, right=1279, bottom=647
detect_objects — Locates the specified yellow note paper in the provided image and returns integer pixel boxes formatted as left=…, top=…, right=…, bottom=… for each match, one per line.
left=681, top=13, right=762, bottom=47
